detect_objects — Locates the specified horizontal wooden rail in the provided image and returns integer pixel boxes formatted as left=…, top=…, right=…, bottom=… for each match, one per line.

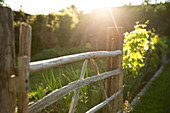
left=28, top=69, right=121, bottom=113
left=86, top=89, right=122, bottom=113
left=29, top=50, right=122, bottom=73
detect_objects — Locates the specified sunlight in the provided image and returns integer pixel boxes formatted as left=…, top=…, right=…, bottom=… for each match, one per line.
left=5, top=0, right=142, bottom=14
left=108, top=8, right=117, bottom=26
left=75, top=0, right=124, bottom=13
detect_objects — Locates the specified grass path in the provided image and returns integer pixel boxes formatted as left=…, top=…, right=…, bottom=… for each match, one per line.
left=131, top=61, right=170, bottom=113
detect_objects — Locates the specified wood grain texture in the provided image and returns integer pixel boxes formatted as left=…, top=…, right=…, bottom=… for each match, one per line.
left=28, top=69, right=121, bottom=113
left=17, top=24, right=32, bottom=113
left=0, top=6, right=16, bottom=113
left=17, top=56, right=29, bottom=113
left=30, top=50, right=122, bottom=73
left=19, top=24, right=32, bottom=60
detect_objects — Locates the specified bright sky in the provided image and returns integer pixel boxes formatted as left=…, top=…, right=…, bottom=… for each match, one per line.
left=5, top=0, right=165, bottom=15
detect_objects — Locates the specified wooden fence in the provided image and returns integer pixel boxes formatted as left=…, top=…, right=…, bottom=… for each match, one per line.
left=0, top=7, right=124, bottom=113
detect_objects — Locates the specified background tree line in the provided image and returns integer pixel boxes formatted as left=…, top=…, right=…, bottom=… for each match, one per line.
left=14, top=5, right=85, bottom=56
left=13, top=3, right=170, bottom=58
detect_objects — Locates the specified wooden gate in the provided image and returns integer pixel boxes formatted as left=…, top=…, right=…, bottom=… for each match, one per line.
left=0, top=7, right=124, bottom=113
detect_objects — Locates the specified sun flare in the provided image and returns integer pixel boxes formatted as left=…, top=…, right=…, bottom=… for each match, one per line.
left=5, top=0, right=143, bottom=14
left=75, top=0, right=124, bottom=13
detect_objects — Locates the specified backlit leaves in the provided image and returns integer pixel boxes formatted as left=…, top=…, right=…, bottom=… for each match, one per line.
left=123, top=21, right=167, bottom=76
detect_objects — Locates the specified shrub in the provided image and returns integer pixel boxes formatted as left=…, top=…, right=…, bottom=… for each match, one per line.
left=123, top=20, right=167, bottom=77
left=123, top=21, right=168, bottom=101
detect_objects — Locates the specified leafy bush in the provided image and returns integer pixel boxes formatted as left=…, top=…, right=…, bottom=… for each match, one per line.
left=123, top=20, right=167, bottom=76
left=123, top=21, right=168, bottom=101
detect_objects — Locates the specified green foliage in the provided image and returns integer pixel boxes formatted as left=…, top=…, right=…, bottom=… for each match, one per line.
left=12, top=4, right=169, bottom=112
left=29, top=63, right=104, bottom=113
left=31, top=15, right=46, bottom=55
left=0, top=0, right=4, bottom=5
left=123, top=21, right=167, bottom=77
left=28, top=21, right=167, bottom=113
left=13, top=3, right=170, bottom=57
left=13, top=10, right=26, bottom=22
left=123, top=21, right=168, bottom=102
left=13, top=5, right=82, bottom=56
left=54, top=5, right=81, bottom=47
left=29, top=50, right=106, bottom=113
left=56, top=14, right=73, bottom=47
left=42, top=69, right=59, bottom=91
left=130, top=2, right=170, bottom=37
left=58, top=5, right=80, bottom=28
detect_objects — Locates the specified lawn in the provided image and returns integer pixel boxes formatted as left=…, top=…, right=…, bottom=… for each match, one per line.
left=131, top=61, right=170, bottom=113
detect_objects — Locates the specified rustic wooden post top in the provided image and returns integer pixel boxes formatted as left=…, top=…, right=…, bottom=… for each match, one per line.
left=17, top=23, right=32, bottom=113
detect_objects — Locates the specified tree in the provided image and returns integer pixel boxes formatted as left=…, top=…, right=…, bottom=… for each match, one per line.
left=54, top=5, right=81, bottom=47
left=0, top=0, right=4, bottom=5
left=31, top=15, right=46, bottom=55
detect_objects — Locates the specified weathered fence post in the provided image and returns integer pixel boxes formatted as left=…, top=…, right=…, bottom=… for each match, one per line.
left=17, top=24, right=32, bottom=113
left=106, top=27, right=124, bottom=113
left=0, top=6, right=16, bottom=113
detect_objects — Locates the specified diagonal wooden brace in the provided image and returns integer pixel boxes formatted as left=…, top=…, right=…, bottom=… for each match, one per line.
left=69, top=59, right=88, bottom=113
left=90, top=58, right=113, bottom=113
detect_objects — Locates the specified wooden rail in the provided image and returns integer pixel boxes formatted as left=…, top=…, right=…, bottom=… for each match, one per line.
left=90, top=58, right=113, bottom=112
left=29, top=50, right=122, bottom=73
left=0, top=7, right=124, bottom=113
left=28, top=69, right=121, bottom=113
left=28, top=50, right=122, bottom=113
left=86, top=89, right=122, bottom=113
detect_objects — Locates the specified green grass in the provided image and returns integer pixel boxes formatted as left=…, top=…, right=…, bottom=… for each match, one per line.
left=28, top=42, right=169, bottom=112
left=131, top=61, right=170, bottom=113
left=29, top=58, right=107, bottom=113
